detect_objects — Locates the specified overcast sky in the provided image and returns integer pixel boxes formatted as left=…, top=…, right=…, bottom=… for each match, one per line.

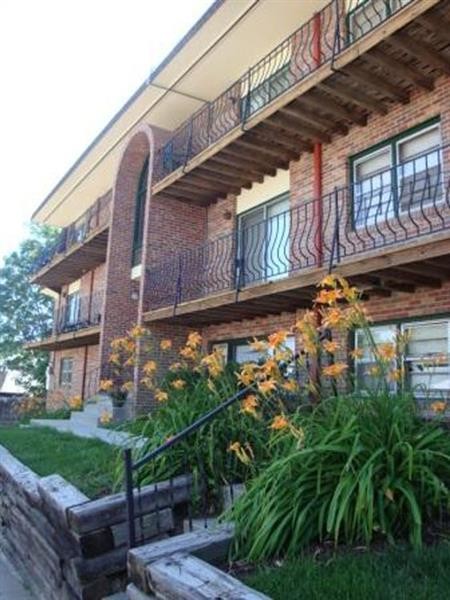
left=0, top=0, right=213, bottom=261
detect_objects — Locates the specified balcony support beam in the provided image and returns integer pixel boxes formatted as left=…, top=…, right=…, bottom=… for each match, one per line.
left=417, top=13, right=450, bottom=41
left=192, top=168, right=253, bottom=190
left=265, top=113, right=331, bottom=144
left=233, top=138, right=298, bottom=162
left=371, top=268, right=442, bottom=289
left=217, top=149, right=280, bottom=174
left=206, top=157, right=265, bottom=181
left=280, top=102, right=349, bottom=135
left=250, top=125, right=312, bottom=153
left=318, top=81, right=388, bottom=116
left=343, top=65, right=410, bottom=104
left=213, top=153, right=274, bottom=177
left=388, top=32, right=450, bottom=76
left=299, top=93, right=367, bottom=127
left=363, top=49, right=434, bottom=91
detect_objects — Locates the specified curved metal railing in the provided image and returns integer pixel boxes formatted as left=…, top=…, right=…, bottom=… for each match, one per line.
left=146, top=146, right=450, bottom=311
left=153, top=0, right=415, bottom=183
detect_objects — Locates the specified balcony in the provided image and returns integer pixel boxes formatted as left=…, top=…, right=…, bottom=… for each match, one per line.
left=144, top=147, right=450, bottom=325
left=152, top=0, right=450, bottom=205
left=27, top=290, right=104, bottom=351
left=31, top=193, right=111, bottom=290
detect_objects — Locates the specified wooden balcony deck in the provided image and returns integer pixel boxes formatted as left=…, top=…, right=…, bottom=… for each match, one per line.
left=143, top=230, right=450, bottom=327
left=26, top=325, right=100, bottom=351
left=152, top=0, right=450, bottom=206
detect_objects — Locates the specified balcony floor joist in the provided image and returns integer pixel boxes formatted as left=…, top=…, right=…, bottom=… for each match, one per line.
left=31, top=227, right=109, bottom=291
left=154, top=0, right=450, bottom=207
left=143, top=233, right=450, bottom=327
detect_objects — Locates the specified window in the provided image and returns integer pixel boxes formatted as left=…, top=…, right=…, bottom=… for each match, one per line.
left=238, top=193, right=290, bottom=286
left=59, top=358, right=73, bottom=388
left=132, top=156, right=149, bottom=267
left=212, top=336, right=296, bottom=365
left=354, top=324, right=397, bottom=392
left=352, top=120, right=441, bottom=226
left=354, top=317, right=450, bottom=398
left=402, top=320, right=450, bottom=397
left=65, top=291, right=80, bottom=327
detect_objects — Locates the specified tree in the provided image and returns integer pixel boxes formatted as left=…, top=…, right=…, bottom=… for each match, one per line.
left=0, top=224, right=59, bottom=395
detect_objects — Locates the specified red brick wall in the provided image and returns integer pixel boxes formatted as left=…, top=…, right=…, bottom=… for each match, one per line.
left=47, top=346, right=86, bottom=409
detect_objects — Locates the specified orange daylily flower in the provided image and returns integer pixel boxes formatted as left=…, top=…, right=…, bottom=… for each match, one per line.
left=143, top=360, right=157, bottom=375
left=121, top=381, right=134, bottom=393
left=315, top=288, right=344, bottom=305
left=350, top=348, right=364, bottom=360
left=99, top=410, right=113, bottom=425
left=155, top=389, right=169, bottom=402
left=129, top=325, right=146, bottom=338
left=377, top=343, right=396, bottom=362
left=431, top=401, right=447, bottom=413
left=322, top=308, right=347, bottom=329
left=282, top=379, right=299, bottom=393
left=257, top=379, right=278, bottom=394
left=171, top=378, right=186, bottom=390
left=186, top=331, right=202, bottom=348
left=270, top=415, right=289, bottom=430
left=268, top=330, right=289, bottom=349
left=322, top=339, right=340, bottom=354
left=99, top=379, right=114, bottom=392
left=160, top=339, right=172, bottom=351
left=240, top=394, right=259, bottom=416
left=249, top=338, right=268, bottom=352
left=322, top=362, right=348, bottom=378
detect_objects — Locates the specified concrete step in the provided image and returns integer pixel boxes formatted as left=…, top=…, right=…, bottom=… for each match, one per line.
left=70, top=411, right=99, bottom=427
left=128, top=525, right=234, bottom=594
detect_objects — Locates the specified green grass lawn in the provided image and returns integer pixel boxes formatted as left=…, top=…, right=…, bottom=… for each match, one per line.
left=244, top=543, right=450, bottom=600
left=0, top=426, right=118, bottom=498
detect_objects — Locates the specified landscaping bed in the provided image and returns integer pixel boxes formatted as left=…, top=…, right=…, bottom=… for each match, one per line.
left=243, top=543, right=450, bottom=600
left=0, top=425, right=117, bottom=497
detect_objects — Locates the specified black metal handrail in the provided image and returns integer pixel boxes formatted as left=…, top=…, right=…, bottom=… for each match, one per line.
left=32, top=193, right=111, bottom=274
left=54, top=289, right=104, bottom=335
left=123, top=384, right=255, bottom=548
left=146, top=146, right=450, bottom=312
left=153, top=0, right=415, bottom=183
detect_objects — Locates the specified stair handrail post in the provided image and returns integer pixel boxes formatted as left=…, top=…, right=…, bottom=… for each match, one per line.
left=124, top=448, right=136, bottom=549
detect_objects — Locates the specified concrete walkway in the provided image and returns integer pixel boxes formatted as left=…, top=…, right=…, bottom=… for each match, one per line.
left=0, top=549, right=35, bottom=599
left=28, top=418, right=146, bottom=448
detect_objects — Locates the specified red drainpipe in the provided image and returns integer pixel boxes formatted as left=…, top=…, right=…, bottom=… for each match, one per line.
left=311, top=11, right=323, bottom=402
left=312, top=11, right=323, bottom=268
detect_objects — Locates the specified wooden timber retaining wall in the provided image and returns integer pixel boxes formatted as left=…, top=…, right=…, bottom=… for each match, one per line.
left=0, top=445, right=191, bottom=599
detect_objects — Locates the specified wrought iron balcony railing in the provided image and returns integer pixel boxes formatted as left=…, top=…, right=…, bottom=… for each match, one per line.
left=146, top=146, right=450, bottom=311
left=153, top=0, right=415, bottom=184
left=32, top=193, right=111, bottom=275
left=54, top=289, right=104, bottom=335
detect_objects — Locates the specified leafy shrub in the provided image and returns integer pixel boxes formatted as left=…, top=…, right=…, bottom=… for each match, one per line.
left=119, top=363, right=282, bottom=499
left=230, top=392, right=450, bottom=560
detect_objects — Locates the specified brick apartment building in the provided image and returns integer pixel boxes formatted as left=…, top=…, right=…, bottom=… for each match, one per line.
left=29, top=0, right=450, bottom=415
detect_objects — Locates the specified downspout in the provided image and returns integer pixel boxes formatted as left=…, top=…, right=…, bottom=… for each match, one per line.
left=82, top=270, right=95, bottom=401
left=311, top=10, right=324, bottom=402
left=81, top=346, right=89, bottom=402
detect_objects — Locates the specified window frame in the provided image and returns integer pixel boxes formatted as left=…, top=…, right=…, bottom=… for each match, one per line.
left=353, top=315, right=450, bottom=398
left=350, top=118, right=441, bottom=228
left=211, top=335, right=296, bottom=365
left=237, top=192, right=291, bottom=286
left=59, top=357, right=74, bottom=388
